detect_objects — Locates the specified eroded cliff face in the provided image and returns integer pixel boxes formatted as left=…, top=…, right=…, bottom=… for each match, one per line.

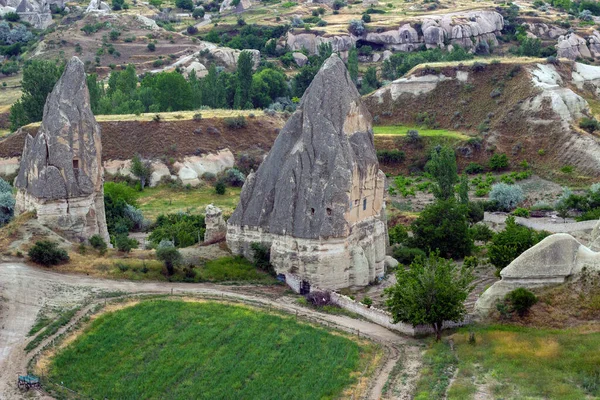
left=15, top=56, right=109, bottom=243
left=285, top=10, right=504, bottom=57
left=227, top=54, right=387, bottom=291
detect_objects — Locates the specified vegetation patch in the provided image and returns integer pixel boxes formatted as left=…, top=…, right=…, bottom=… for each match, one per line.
left=373, top=125, right=469, bottom=140
left=48, top=301, right=372, bottom=399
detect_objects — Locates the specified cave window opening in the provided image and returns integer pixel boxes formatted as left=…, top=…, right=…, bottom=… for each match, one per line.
left=327, top=208, right=332, bottom=216
left=363, top=198, right=367, bottom=211
left=311, top=208, right=315, bottom=215
left=72, top=159, right=79, bottom=170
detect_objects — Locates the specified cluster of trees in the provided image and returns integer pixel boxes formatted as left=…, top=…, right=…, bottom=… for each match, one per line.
left=86, top=53, right=288, bottom=114
left=0, top=177, right=14, bottom=227
left=204, top=24, right=289, bottom=56
left=381, top=47, right=474, bottom=80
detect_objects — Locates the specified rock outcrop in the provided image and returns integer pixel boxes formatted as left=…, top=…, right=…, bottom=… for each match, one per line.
left=85, top=0, right=110, bottom=13
left=227, top=54, right=387, bottom=291
left=204, top=204, right=226, bottom=243
left=15, top=57, right=110, bottom=244
left=475, top=233, right=600, bottom=314
left=196, top=42, right=260, bottom=70
left=285, top=10, right=503, bottom=56
left=2, top=0, right=53, bottom=28
left=557, top=33, right=592, bottom=60
left=219, top=0, right=251, bottom=12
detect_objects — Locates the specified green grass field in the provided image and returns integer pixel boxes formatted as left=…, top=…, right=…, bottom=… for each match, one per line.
left=415, top=325, right=600, bottom=400
left=135, top=186, right=242, bottom=219
left=48, top=301, right=370, bottom=399
left=373, top=125, right=469, bottom=140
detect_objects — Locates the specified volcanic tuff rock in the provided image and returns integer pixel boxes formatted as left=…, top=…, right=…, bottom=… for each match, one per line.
left=227, top=54, right=387, bottom=291
left=15, top=57, right=110, bottom=243
left=285, top=10, right=503, bottom=56
left=476, top=234, right=600, bottom=314
left=204, top=204, right=226, bottom=243
left=556, top=33, right=592, bottom=60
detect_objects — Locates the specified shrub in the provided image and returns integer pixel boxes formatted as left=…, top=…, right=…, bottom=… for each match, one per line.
left=156, top=243, right=182, bottom=275
left=187, top=25, right=198, bottom=35
left=251, top=242, right=274, bottom=275
left=215, top=180, right=226, bottom=195
left=224, top=116, right=247, bottom=129
left=193, top=113, right=202, bottom=121
left=467, top=201, right=484, bottom=224
left=28, top=241, right=69, bottom=266
left=192, top=7, right=205, bottom=19
left=464, top=162, right=484, bottom=174
left=89, top=235, right=107, bottom=252
left=489, top=153, right=509, bottom=171
left=392, top=246, right=426, bottom=265
left=361, top=13, right=371, bottom=22
left=471, top=223, right=494, bottom=242
left=512, top=207, right=530, bottom=217
left=361, top=297, right=373, bottom=307
left=348, top=19, right=365, bottom=35
left=224, top=168, right=245, bottom=187
left=388, top=224, right=408, bottom=245
left=4, top=12, right=19, bottom=21
left=0, top=177, right=14, bottom=227
left=406, top=129, right=421, bottom=143
left=488, top=216, right=549, bottom=271
left=376, top=149, right=405, bottom=163
left=147, top=43, right=156, bottom=52
left=579, top=117, right=600, bottom=133
left=115, top=234, right=138, bottom=253
left=506, top=288, right=537, bottom=316
left=489, top=183, right=524, bottom=211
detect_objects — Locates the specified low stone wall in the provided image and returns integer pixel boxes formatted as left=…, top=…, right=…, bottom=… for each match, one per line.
left=330, top=292, right=472, bottom=337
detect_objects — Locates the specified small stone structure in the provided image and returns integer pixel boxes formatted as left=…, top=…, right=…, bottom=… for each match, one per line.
left=475, top=233, right=600, bottom=314
left=227, top=54, right=387, bottom=291
left=15, top=57, right=110, bottom=244
left=204, top=204, right=226, bottom=243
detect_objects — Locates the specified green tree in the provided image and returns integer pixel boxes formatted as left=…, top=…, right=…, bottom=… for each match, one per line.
left=86, top=73, right=104, bottom=114
left=156, top=244, right=182, bottom=275
left=458, top=173, right=469, bottom=204
left=427, top=146, right=458, bottom=201
left=385, top=253, right=474, bottom=340
left=251, top=68, right=288, bottom=108
left=192, top=7, right=205, bottom=19
left=112, top=0, right=125, bottom=10
left=411, top=199, right=473, bottom=259
left=142, top=72, right=192, bottom=111
left=131, top=154, right=153, bottom=190
left=347, top=46, right=358, bottom=83
left=361, top=66, right=379, bottom=94
left=10, top=60, right=63, bottom=130
left=233, top=51, right=254, bottom=109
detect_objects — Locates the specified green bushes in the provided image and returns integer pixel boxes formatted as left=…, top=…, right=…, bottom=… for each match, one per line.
left=251, top=242, right=274, bottom=275
left=155, top=243, right=182, bottom=275
left=471, top=223, right=494, bottom=242
left=215, top=181, right=226, bottom=195
left=149, top=213, right=206, bottom=248
left=28, top=241, right=69, bottom=266
left=115, top=235, right=138, bottom=252
left=464, top=162, right=484, bottom=174
left=579, top=117, right=600, bottom=133
left=392, top=246, right=426, bottom=265
left=489, top=153, right=509, bottom=171
left=388, top=224, right=408, bottom=245
left=488, top=216, right=549, bottom=272
left=506, top=288, right=538, bottom=316
left=512, top=207, right=530, bottom=217
left=223, top=116, right=247, bottom=129
left=376, top=149, right=405, bottom=163
left=89, top=235, right=107, bottom=253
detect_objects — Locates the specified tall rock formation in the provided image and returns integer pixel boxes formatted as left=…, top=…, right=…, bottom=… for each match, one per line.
left=15, top=57, right=110, bottom=243
left=227, top=54, right=387, bottom=292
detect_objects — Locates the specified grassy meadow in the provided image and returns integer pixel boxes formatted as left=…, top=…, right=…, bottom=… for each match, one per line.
left=135, top=186, right=242, bottom=219
left=415, top=325, right=600, bottom=400
left=48, top=301, right=373, bottom=399
left=373, top=125, right=469, bottom=140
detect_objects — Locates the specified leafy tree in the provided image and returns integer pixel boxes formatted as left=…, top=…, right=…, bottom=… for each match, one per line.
left=361, top=66, right=379, bottom=94
left=215, top=180, right=226, bottom=195
left=192, top=7, right=205, bottom=19
left=411, top=199, right=473, bottom=259
left=201, top=64, right=226, bottom=108
left=112, top=0, right=125, bottom=10
left=385, top=253, right=474, bottom=340
left=28, top=241, right=69, bottom=266
left=250, top=68, right=287, bottom=108
left=388, top=224, right=408, bottom=245
left=142, top=72, right=192, bottom=111
left=0, top=177, right=14, bottom=226
left=347, top=47, right=358, bottom=83
left=427, top=146, right=458, bottom=200
left=115, top=234, right=138, bottom=252
left=458, top=173, right=469, bottom=204
left=148, top=213, right=206, bottom=248
left=10, top=60, right=63, bottom=130
left=156, top=243, right=182, bottom=275
left=86, top=73, right=104, bottom=114
left=488, top=216, right=549, bottom=271
left=131, top=154, right=153, bottom=190
left=175, top=0, right=194, bottom=10
left=233, top=51, right=254, bottom=109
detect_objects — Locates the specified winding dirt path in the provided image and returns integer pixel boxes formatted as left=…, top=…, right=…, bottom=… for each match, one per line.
left=0, top=263, right=422, bottom=400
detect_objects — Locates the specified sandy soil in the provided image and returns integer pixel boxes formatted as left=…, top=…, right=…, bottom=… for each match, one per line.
left=0, top=262, right=422, bottom=400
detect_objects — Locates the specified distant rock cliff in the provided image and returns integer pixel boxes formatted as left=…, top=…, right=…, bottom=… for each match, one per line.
left=15, top=57, right=110, bottom=243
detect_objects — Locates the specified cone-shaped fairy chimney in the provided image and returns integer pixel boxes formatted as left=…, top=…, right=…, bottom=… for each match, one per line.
left=227, top=54, right=387, bottom=292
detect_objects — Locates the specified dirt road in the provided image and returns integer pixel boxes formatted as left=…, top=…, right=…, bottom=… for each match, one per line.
left=0, top=262, right=422, bottom=400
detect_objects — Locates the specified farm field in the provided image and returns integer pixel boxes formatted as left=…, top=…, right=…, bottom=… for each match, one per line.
left=373, top=125, right=469, bottom=140
left=135, top=186, right=242, bottom=219
left=415, top=325, right=600, bottom=400
left=47, top=301, right=375, bottom=399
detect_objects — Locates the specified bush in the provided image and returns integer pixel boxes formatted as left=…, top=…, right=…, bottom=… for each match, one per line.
left=388, top=224, right=408, bottom=245
left=579, top=117, right=600, bottom=133
left=464, top=162, right=484, bottom=174
left=89, top=235, right=107, bottom=253
left=392, top=246, right=426, bottom=265
left=192, top=7, right=205, bottom=19
left=215, top=180, right=226, bottom=195
left=224, top=116, right=247, bottom=129
left=488, top=216, right=549, bottom=271
left=376, top=149, right=405, bottom=163
left=361, top=13, right=371, bottom=22
left=361, top=297, right=373, bottom=307
left=4, top=12, right=19, bottom=21
left=115, top=234, right=138, bottom=253
left=147, top=43, right=156, bottom=52
left=489, top=153, right=509, bottom=171
left=506, top=287, right=538, bottom=316
left=489, top=183, right=524, bottom=211
left=28, top=241, right=69, bottom=266
left=512, top=207, right=530, bottom=217
left=187, top=25, right=198, bottom=35
left=0, top=177, right=14, bottom=227
left=471, top=223, right=494, bottom=242
left=224, top=168, right=245, bottom=187
left=251, top=242, right=274, bottom=275
left=348, top=19, right=365, bottom=35
left=156, top=243, right=182, bottom=275
left=467, top=201, right=484, bottom=224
